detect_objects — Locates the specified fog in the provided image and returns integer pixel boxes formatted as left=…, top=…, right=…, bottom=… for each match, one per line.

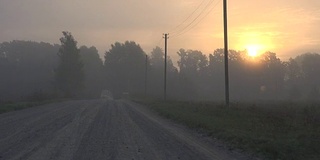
left=1, top=36, right=319, bottom=103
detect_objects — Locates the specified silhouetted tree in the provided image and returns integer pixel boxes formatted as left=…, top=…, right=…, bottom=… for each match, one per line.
left=285, top=58, right=303, bottom=99
left=80, top=46, right=103, bottom=98
left=208, top=49, right=250, bottom=100
left=148, top=46, right=178, bottom=98
left=150, top=46, right=164, bottom=68
left=228, top=50, right=252, bottom=100
left=0, top=40, right=59, bottom=101
left=1, top=36, right=319, bottom=102
left=295, top=53, right=320, bottom=100
left=54, top=31, right=84, bottom=98
left=258, top=52, right=285, bottom=99
left=177, top=49, right=208, bottom=99
left=177, top=49, right=208, bottom=75
left=104, top=41, right=146, bottom=95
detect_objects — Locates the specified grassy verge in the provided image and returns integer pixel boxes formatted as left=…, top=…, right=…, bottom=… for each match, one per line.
left=136, top=99, right=320, bottom=160
left=0, top=99, right=65, bottom=114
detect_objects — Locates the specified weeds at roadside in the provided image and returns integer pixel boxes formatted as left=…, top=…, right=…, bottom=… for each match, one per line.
left=135, top=99, right=320, bottom=160
left=0, top=99, right=66, bottom=114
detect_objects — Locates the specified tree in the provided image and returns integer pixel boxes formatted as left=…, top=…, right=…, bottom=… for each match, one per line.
left=285, top=58, right=302, bottom=99
left=0, top=40, right=59, bottom=101
left=54, top=31, right=84, bottom=97
left=208, top=49, right=249, bottom=100
left=177, top=49, right=208, bottom=76
left=295, top=53, right=320, bottom=100
left=103, top=41, right=146, bottom=95
left=150, top=46, right=164, bottom=68
left=177, top=49, right=209, bottom=99
left=79, top=46, right=103, bottom=98
left=148, top=46, right=178, bottom=98
left=258, top=52, right=285, bottom=99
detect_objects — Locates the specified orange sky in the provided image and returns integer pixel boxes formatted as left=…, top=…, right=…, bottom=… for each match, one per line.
left=0, top=0, right=319, bottom=61
left=168, top=0, right=320, bottom=60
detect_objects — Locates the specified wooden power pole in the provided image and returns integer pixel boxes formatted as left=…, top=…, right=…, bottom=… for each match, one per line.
left=223, top=0, right=230, bottom=106
left=145, top=55, right=148, bottom=96
left=164, top=33, right=168, bottom=101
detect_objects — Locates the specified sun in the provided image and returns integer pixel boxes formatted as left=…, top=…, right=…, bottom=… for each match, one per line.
left=246, top=45, right=260, bottom=57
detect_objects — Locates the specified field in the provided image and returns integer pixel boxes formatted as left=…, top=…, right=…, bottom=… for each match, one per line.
left=137, top=100, right=320, bottom=160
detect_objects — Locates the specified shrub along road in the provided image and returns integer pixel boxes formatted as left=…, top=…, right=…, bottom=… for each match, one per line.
left=0, top=99, right=252, bottom=160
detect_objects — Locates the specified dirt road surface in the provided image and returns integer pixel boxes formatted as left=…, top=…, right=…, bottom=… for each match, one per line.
left=0, top=100, right=251, bottom=160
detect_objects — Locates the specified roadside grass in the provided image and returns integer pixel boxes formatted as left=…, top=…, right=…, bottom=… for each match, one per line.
left=136, top=100, right=320, bottom=160
left=0, top=99, right=66, bottom=114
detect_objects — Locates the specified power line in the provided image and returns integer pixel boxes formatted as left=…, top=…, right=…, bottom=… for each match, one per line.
left=156, top=36, right=163, bottom=46
left=172, top=0, right=214, bottom=37
left=171, top=0, right=221, bottom=38
left=171, top=0, right=215, bottom=36
left=154, top=0, right=218, bottom=50
left=169, top=0, right=207, bottom=34
left=170, top=0, right=216, bottom=37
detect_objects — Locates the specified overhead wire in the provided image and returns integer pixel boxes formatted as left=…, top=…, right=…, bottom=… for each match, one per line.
left=168, top=0, right=207, bottom=34
left=170, top=0, right=216, bottom=38
left=156, top=36, right=163, bottom=46
left=171, top=0, right=221, bottom=38
left=153, top=0, right=220, bottom=50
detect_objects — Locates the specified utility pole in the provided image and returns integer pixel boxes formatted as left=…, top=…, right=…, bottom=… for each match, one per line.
left=223, top=0, right=230, bottom=106
left=163, top=33, right=168, bottom=101
left=145, top=54, right=148, bottom=96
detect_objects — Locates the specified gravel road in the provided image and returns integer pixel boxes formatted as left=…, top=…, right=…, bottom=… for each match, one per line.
left=0, top=99, right=250, bottom=160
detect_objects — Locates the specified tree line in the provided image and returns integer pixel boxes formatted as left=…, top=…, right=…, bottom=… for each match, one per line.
left=0, top=32, right=319, bottom=102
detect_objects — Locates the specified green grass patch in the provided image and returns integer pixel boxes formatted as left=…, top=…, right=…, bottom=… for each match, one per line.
left=137, top=100, right=320, bottom=160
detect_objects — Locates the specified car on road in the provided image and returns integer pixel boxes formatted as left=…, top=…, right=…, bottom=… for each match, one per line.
left=100, top=90, right=113, bottom=100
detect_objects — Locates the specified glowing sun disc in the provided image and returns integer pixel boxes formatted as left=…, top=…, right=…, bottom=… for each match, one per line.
left=247, top=45, right=259, bottom=57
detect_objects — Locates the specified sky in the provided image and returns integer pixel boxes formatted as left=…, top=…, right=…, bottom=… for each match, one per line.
left=1, top=0, right=320, bottom=61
